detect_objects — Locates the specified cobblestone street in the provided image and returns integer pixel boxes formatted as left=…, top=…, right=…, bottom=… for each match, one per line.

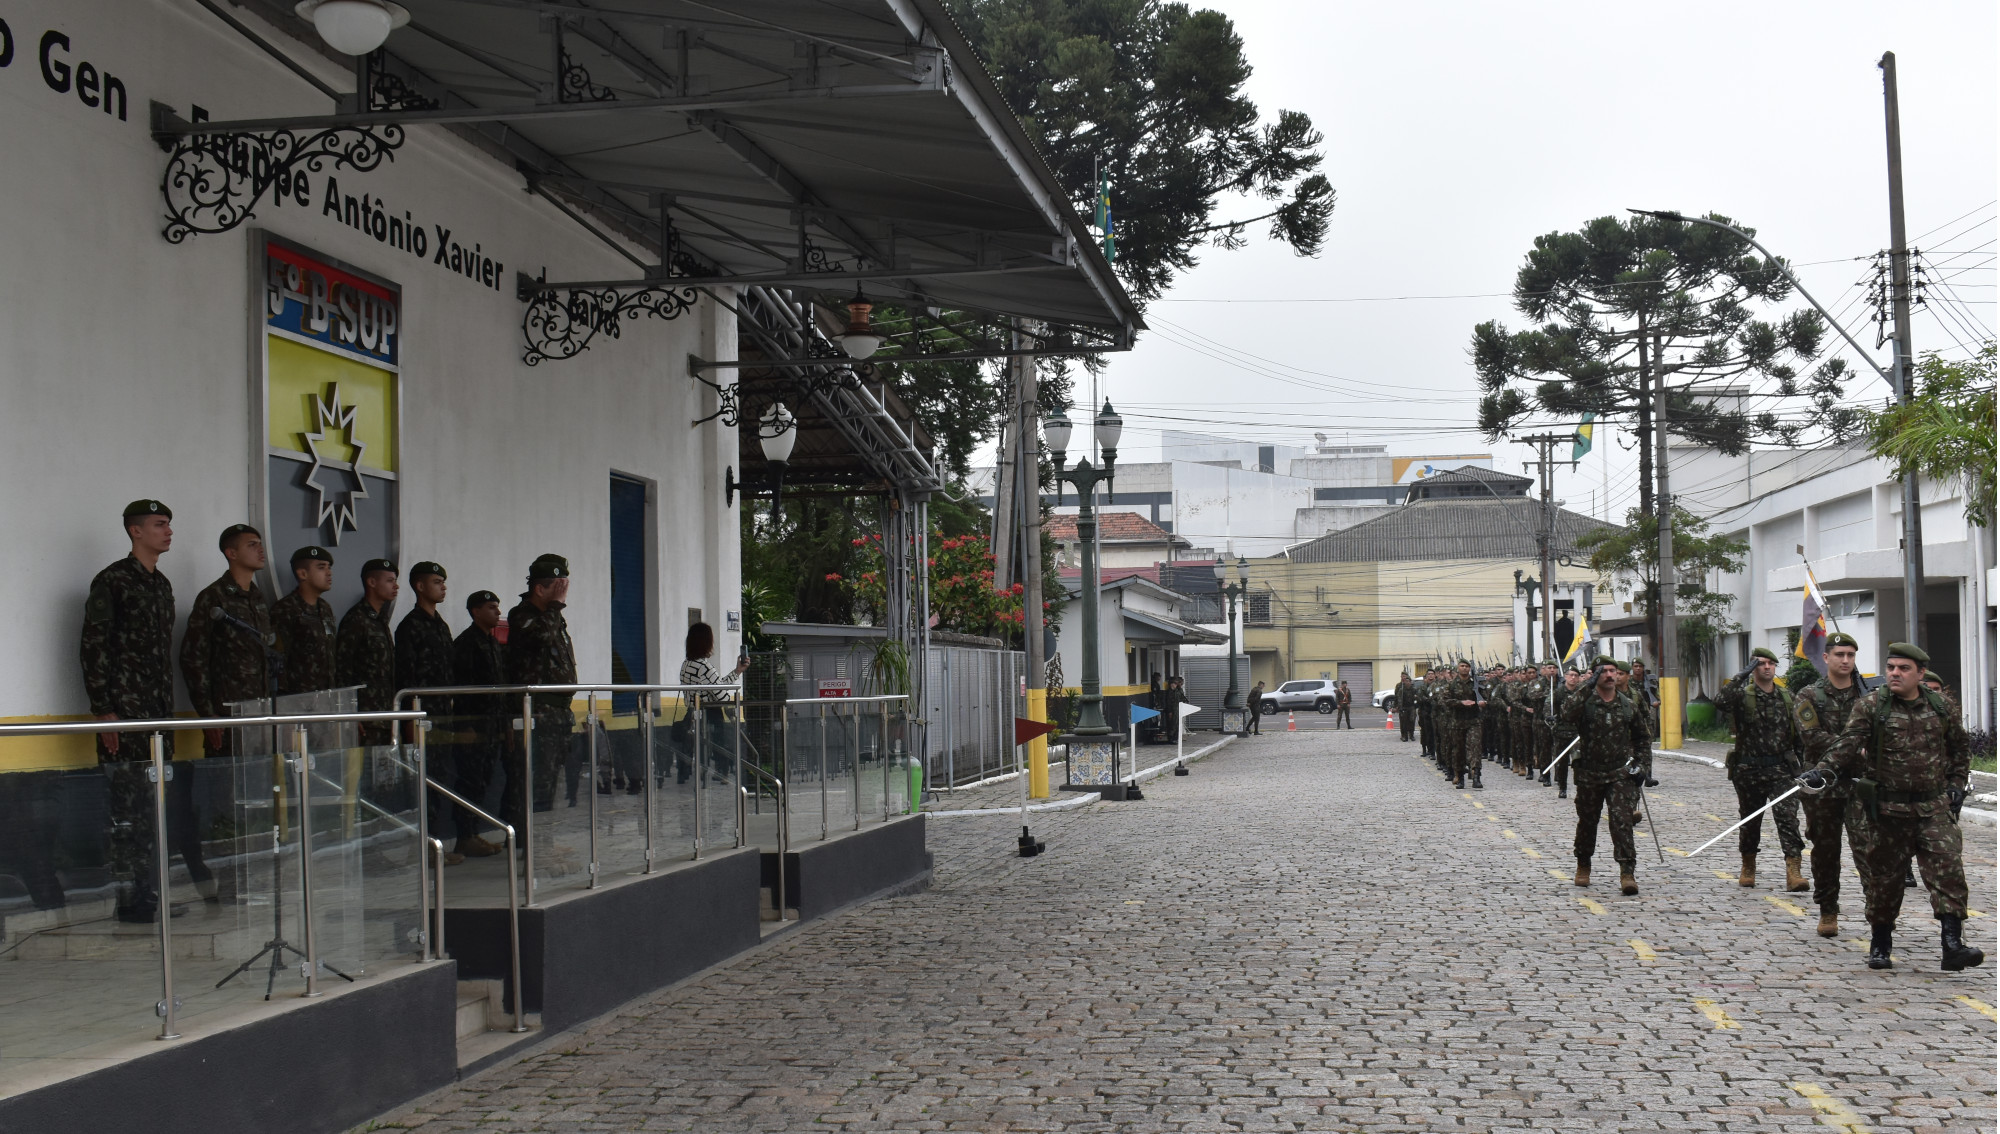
left=377, top=728, right=1999, bottom=1133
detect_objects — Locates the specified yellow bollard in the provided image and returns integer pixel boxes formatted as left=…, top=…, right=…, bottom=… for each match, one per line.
left=1027, top=687, right=1050, bottom=799
left=1660, top=676, right=1683, bottom=751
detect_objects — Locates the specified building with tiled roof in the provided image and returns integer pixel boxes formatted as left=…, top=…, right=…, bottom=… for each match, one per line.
left=1046, top=510, right=1192, bottom=569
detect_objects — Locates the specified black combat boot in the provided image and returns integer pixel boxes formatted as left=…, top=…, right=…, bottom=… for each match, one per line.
left=1471, top=770, right=1484, bottom=790
left=1540, top=772, right=1551, bottom=786
left=1454, top=772, right=1465, bottom=790
left=1867, top=924, right=1894, bottom=970
left=1941, top=915, right=1986, bottom=971
left=1557, top=784, right=1568, bottom=799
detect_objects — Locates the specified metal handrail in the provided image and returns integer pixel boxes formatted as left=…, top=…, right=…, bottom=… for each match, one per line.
left=0, top=708, right=428, bottom=1044
left=737, top=761, right=788, bottom=918
left=779, top=694, right=910, bottom=705
left=424, top=778, right=528, bottom=1033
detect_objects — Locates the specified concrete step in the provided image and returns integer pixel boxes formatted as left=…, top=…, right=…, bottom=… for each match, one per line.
left=454, top=981, right=499, bottom=1042
left=757, top=885, right=798, bottom=923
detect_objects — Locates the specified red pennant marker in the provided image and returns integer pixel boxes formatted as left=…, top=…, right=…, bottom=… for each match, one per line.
left=1014, top=717, right=1060, bottom=745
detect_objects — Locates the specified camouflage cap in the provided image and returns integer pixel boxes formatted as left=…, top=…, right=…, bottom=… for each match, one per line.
left=465, top=589, right=500, bottom=611
left=1826, top=632, right=1859, bottom=650
left=1886, top=641, right=1929, bottom=665
left=217, top=523, right=260, bottom=551
left=1750, top=647, right=1779, bottom=663
left=123, top=499, right=171, bottom=520
left=290, top=545, right=333, bottom=566
left=528, top=553, right=570, bottom=581
left=409, top=561, right=446, bottom=583
left=360, top=558, right=397, bottom=578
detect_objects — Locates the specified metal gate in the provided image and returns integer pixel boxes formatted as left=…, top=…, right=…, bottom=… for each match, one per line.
left=1180, top=655, right=1250, bottom=731
left=1338, top=661, right=1374, bottom=706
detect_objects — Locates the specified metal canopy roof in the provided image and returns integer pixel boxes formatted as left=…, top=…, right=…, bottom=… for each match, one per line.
left=201, top=0, right=1141, bottom=342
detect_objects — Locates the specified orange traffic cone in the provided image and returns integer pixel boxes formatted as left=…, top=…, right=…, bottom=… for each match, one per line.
left=1384, top=712, right=1396, bottom=731
left=1287, top=711, right=1297, bottom=732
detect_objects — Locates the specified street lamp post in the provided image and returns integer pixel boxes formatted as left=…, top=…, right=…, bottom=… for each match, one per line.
left=1216, top=558, right=1249, bottom=734
left=1045, top=401, right=1132, bottom=797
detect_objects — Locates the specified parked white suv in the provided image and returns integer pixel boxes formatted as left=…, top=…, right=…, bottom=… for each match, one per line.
left=1262, top=679, right=1338, bottom=714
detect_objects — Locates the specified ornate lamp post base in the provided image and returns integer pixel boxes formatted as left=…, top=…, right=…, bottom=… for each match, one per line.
left=1220, top=708, right=1250, bottom=736
left=1058, top=733, right=1138, bottom=800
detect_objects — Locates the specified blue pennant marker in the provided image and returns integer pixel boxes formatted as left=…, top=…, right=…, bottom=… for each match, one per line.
left=1129, top=705, right=1160, bottom=724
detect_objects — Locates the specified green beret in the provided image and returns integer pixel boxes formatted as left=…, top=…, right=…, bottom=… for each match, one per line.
left=290, top=545, right=333, bottom=566
left=123, top=499, right=171, bottom=521
left=1923, top=670, right=1943, bottom=685
left=529, top=554, right=570, bottom=581
left=1826, top=632, right=1858, bottom=650
left=217, top=523, right=260, bottom=551
left=1612, top=659, right=1631, bottom=673
left=361, top=558, right=397, bottom=578
left=465, top=589, right=500, bottom=611
left=409, top=561, right=446, bottom=583
left=1591, top=655, right=1618, bottom=669
left=1750, top=647, right=1779, bottom=663
left=1886, top=641, right=1929, bottom=665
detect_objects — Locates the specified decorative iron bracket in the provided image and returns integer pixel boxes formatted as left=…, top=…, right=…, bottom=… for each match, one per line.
left=690, top=368, right=740, bottom=428
left=519, top=273, right=699, bottom=365
left=152, top=103, right=405, bottom=243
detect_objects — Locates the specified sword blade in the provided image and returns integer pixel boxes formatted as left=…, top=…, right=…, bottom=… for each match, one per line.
left=1539, top=737, right=1578, bottom=779
left=1687, top=783, right=1803, bottom=857
left=1637, top=783, right=1665, bottom=863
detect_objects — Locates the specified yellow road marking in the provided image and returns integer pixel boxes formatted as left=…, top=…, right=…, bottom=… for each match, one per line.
left=1693, top=998, right=1740, bottom=1031
left=1665, top=848, right=1688, bottom=856
left=1521, top=846, right=1542, bottom=859
left=1486, top=814, right=1499, bottom=822
left=1123, top=900, right=1144, bottom=905
left=1470, top=800, right=1485, bottom=809
left=1627, top=939, right=1657, bottom=962
left=1704, top=813, right=1724, bottom=822
left=1669, top=800, right=1685, bottom=807
left=1955, top=995, right=1997, bottom=1020
left=1713, top=869, right=1737, bottom=881
left=1766, top=896, right=1808, bottom=917
left=1579, top=898, right=1608, bottom=915
left=1502, top=829, right=1518, bottom=839
left=1461, top=793, right=1473, bottom=800
left=1969, top=908, right=1986, bottom=918
left=1548, top=869, right=1570, bottom=881
left=1790, top=1082, right=1869, bottom=1133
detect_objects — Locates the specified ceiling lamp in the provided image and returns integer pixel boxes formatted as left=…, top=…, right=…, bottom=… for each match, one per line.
left=837, top=289, right=883, bottom=360
left=758, top=402, right=798, bottom=466
left=295, top=0, right=410, bottom=56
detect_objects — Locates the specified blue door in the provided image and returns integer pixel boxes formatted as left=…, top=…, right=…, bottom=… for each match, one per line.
left=609, top=476, right=650, bottom=714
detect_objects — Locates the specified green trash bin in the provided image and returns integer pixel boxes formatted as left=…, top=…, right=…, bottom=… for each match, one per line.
left=1685, top=699, right=1716, bottom=730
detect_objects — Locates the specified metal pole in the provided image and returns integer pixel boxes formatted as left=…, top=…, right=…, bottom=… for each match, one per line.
left=503, top=820, right=526, bottom=1032
left=294, top=723, right=320, bottom=997
left=151, top=731, right=180, bottom=1040
left=881, top=699, right=891, bottom=822
left=1018, top=344, right=1049, bottom=800
left=521, top=692, right=535, bottom=907
left=643, top=692, right=656, bottom=872
left=731, top=692, right=742, bottom=848
left=1882, top=51, right=1928, bottom=652
left=586, top=693, right=599, bottom=888
left=431, top=838, right=447, bottom=959
left=818, top=704, right=829, bottom=840
left=414, top=695, right=432, bottom=960
left=1654, top=333, right=1682, bottom=750
left=694, top=695, right=706, bottom=859
left=851, top=703, right=862, bottom=832
left=1072, top=462, right=1111, bottom=733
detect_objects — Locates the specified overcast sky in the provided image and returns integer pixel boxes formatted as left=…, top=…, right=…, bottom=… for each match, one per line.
left=1016, top=0, right=1996, bottom=527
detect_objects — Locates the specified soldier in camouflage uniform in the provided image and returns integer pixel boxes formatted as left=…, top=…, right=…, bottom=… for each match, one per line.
left=506, top=555, right=580, bottom=826
left=181, top=525, right=275, bottom=748
left=272, top=546, right=337, bottom=696
left=1532, top=662, right=1558, bottom=785
left=80, top=500, right=179, bottom=921
left=1799, top=641, right=1983, bottom=972
left=1441, top=660, right=1482, bottom=790
left=1562, top=656, right=1650, bottom=895
left=1418, top=671, right=1438, bottom=761
left=1715, top=647, right=1807, bottom=892
left=1548, top=667, right=1583, bottom=798
left=1395, top=672, right=1416, bottom=743
left=1513, top=667, right=1542, bottom=778
left=1793, top=632, right=1865, bottom=938
left=396, top=562, right=484, bottom=863
left=335, top=559, right=400, bottom=745
left=453, top=590, right=508, bottom=849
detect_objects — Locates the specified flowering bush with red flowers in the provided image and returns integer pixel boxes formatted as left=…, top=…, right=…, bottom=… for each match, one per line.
left=848, top=530, right=1028, bottom=640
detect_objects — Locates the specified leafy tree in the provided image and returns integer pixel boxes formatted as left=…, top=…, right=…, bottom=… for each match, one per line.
left=1472, top=213, right=1852, bottom=512
left=950, top=0, right=1335, bottom=300
left=1864, top=342, right=1995, bottom=528
left=1575, top=506, right=1747, bottom=691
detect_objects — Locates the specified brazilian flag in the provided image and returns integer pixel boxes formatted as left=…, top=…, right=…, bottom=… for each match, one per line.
left=1572, top=412, right=1595, bottom=461
left=1094, top=174, right=1116, bottom=263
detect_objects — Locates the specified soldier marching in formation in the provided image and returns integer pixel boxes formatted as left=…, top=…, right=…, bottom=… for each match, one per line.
left=1394, top=671, right=1416, bottom=743
left=1716, top=648, right=1809, bottom=893
left=1562, top=656, right=1651, bottom=895
left=1794, top=632, right=1865, bottom=937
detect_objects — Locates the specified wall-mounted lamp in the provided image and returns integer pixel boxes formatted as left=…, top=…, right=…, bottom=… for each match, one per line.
left=759, top=401, right=798, bottom=520
left=295, top=0, right=408, bottom=55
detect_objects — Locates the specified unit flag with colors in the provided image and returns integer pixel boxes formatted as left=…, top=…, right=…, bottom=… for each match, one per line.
left=1797, top=566, right=1832, bottom=676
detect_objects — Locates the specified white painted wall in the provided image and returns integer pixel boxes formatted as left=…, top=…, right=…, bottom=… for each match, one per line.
left=0, top=0, right=738, bottom=732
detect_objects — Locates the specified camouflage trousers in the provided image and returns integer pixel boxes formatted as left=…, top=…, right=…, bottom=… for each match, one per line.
left=101, top=757, right=159, bottom=892
left=1452, top=719, right=1482, bottom=780
left=1549, top=731, right=1575, bottom=790
left=1533, top=719, right=1553, bottom=776
left=1418, top=706, right=1433, bottom=755
left=1847, top=800, right=1968, bottom=925
left=1574, top=778, right=1639, bottom=869
left=1802, top=790, right=1849, bottom=913
left=1730, top=763, right=1804, bottom=858
left=1511, top=716, right=1533, bottom=771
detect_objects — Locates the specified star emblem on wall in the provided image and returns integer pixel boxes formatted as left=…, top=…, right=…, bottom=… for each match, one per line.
left=301, top=383, right=370, bottom=545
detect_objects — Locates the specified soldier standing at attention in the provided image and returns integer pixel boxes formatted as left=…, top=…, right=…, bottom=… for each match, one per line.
left=1798, top=642, right=1983, bottom=972
left=182, top=525, right=275, bottom=746
left=1418, top=671, right=1436, bottom=761
left=1716, top=647, right=1808, bottom=892
left=272, top=546, right=337, bottom=696
left=1562, top=657, right=1650, bottom=895
left=1533, top=662, right=1559, bottom=785
left=1333, top=680, right=1352, bottom=729
left=336, top=559, right=400, bottom=745
left=1549, top=667, right=1583, bottom=798
left=507, top=555, right=579, bottom=822
left=1794, top=632, right=1865, bottom=938
left=1445, top=660, right=1482, bottom=790
left=1513, top=667, right=1540, bottom=778
left=396, top=563, right=484, bottom=862
left=1395, top=671, right=1416, bottom=743
left=451, top=590, right=508, bottom=852
left=81, top=500, right=181, bottom=922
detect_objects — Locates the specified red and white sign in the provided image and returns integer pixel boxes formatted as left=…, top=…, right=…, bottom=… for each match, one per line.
left=817, top=679, right=852, bottom=699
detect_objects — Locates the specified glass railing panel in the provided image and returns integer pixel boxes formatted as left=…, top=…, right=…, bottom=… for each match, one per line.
left=696, top=705, right=738, bottom=856
left=592, top=709, right=650, bottom=879
left=651, top=697, right=701, bottom=862
left=525, top=710, right=591, bottom=899
left=299, top=740, right=424, bottom=981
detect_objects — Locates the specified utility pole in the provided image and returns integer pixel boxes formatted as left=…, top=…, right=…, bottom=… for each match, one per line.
left=1881, top=51, right=1928, bottom=651
left=1518, top=433, right=1577, bottom=664
left=1013, top=335, right=1050, bottom=798
left=1652, top=333, right=1682, bottom=749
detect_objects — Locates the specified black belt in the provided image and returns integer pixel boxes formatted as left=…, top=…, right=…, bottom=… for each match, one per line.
left=1878, top=787, right=1946, bottom=806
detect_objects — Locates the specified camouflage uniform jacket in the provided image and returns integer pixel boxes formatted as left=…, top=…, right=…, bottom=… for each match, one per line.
left=180, top=574, right=273, bottom=718
left=395, top=607, right=455, bottom=700
left=79, top=556, right=177, bottom=731
left=1560, top=688, right=1649, bottom=785
left=1794, top=676, right=1864, bottom=795
left=506, top=597, right=576, bottom=730
left=452, top=624, right=507, bottom=726
left=1817, top=687, right=1969, bottom=817
left=1716, top=676, right=1801, bottom=769
left=1551, top=684, right=1579, bottom=745
left=271, top=588, right=337, bottom=695
left=1395, top=679, right=1416, bottom=713
left=336, top=599, right=397, bottom=715
left=1441, top=674, right=1481, bottom=723
left=1520, top=677, right=1549, bottom=720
